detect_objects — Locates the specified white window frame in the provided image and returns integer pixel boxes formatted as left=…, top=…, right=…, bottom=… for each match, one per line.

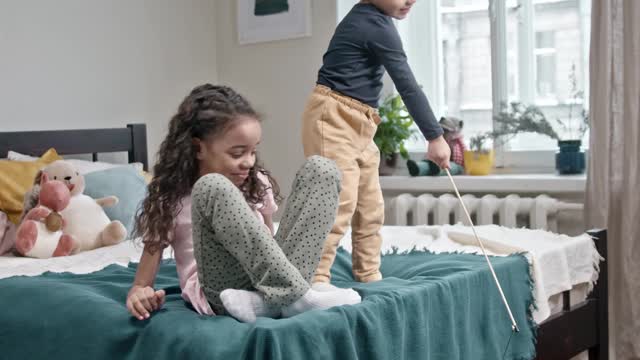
left=394, top=0, right=590, bottom=172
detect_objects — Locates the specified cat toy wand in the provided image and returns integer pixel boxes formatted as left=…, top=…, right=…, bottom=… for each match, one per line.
left=444, top=168, right=520, bottom=334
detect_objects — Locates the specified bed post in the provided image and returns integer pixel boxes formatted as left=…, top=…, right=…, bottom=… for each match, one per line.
left=588, top=229, right=609, bottom=360
left=127, top=123, right=148, bottom=171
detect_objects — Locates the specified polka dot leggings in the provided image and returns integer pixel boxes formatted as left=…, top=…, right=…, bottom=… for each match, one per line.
left=191, top=156, right=341, bottom=314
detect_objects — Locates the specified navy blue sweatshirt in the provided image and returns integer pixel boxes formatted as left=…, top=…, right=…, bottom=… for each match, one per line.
left=317, top=3, right=443, bottom=140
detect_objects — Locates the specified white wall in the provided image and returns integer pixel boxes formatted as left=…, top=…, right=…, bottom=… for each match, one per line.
left=214, top=0, right=338, bottom=208
left=0, top=0, right=218, bottom=163
left=337, top=0, right=359, bottom=22
left=0, top=0, right=338, bottom=217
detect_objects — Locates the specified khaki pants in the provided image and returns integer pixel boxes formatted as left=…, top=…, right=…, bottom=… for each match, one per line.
left=301, top=85, right=384, bottom=283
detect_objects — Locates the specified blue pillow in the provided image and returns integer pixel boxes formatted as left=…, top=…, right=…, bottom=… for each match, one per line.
left=83, top=166, right=147, bottom=237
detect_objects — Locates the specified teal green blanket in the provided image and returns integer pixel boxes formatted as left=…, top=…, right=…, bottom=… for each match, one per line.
left=0, top=249, right=536, bottom=360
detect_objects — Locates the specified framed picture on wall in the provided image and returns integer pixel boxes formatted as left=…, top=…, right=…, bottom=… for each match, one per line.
left=237, top=0, right=312, bottom=45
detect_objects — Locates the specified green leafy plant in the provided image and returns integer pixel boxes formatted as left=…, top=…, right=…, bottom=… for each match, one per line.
left=468, top=65, right=590, bottom=152
left=493, top=101, right=560, bottom=140
left=374, top=94, right=417, bottom=160
left=469, top=133, right=494, bottom=153
left=468, top=101, right=560, bottom=152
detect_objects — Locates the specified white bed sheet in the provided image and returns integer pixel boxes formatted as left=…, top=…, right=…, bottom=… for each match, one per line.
left=0, top=239, right=171, bottom=280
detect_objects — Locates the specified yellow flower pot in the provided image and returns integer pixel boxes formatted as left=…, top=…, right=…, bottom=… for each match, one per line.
left=463, top=150, right=494, bottom=175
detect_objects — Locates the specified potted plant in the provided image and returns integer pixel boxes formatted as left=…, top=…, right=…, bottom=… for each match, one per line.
left=463, top=102, right=560, bottom=175
left=552, top=64, right=589, bottom=174
left=374, top=94, right=417, bottom=175
left=464, top=132, right=496, bottom=175
left=493, top=65, right=589, bottom=174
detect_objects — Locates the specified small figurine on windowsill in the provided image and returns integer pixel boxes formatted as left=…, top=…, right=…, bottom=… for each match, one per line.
left=407, top=116, right=466, bottom=176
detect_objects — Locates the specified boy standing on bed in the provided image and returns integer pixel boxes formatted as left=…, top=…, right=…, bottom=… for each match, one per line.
left=302, top=0, right=451, bottom=285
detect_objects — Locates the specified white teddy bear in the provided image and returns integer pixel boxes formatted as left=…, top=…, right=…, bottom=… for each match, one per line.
left=18, top=160, right=127, bottom=257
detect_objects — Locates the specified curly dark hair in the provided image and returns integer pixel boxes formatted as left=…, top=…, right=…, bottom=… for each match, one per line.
left=134, top=84, right=282, bottom=254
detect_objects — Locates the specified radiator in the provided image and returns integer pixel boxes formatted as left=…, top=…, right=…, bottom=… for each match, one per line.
left=387, top=193, right=583, bottom=232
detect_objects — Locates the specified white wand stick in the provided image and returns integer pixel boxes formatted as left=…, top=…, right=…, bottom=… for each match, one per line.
left=444, top=168, right=520, bottom=332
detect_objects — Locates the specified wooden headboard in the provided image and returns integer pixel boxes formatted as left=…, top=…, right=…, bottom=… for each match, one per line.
left=0, top=123, right=148, bottom=171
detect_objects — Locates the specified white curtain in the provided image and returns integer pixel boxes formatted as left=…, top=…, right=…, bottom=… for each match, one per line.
left=585, top=0, right=640, bottom=358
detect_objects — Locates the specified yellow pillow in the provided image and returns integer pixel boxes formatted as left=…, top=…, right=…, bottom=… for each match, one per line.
left=141, top=170, right=153, bottom=184
left=0, top=148, right=62, bottom=224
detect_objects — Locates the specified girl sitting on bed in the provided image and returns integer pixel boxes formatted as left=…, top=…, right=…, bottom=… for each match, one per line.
left=126, top=84, right=361, bottom=323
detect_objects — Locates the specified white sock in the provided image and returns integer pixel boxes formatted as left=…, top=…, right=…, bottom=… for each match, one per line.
left=281, top=288, right=361, bottom=318
left=312, top=282, right=361, bottom=298
left=220, top=289, right=281, bottom=323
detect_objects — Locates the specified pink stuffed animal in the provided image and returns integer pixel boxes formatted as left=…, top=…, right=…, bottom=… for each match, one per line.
left=15, top=173, right=76, bottom=258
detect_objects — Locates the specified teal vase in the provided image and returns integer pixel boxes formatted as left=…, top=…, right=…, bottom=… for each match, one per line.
left=555, top=140, right=585, bottom=175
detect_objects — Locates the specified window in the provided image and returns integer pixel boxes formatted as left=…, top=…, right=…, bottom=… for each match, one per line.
left=395, top=0, right=591, bottom=166
left=438, top=0, right=493, bottom=143
left=535, top=31, right=557, bottom=99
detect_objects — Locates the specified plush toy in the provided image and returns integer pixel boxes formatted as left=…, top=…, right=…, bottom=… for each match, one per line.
left=406, top=116, right=467, bottom=177
left=15, top=174, right=75, bottom=258
left=406, top=159, right=465, bottom=176
left=440, top=116, right=466, bottom=168
left=16, top=160, right=126, bottom=258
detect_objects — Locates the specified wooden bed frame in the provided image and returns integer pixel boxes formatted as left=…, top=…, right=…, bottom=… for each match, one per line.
left=0, top=123, right=148, bottom=171
left=536, top=228, right=609, bottom=360
left=0, top=124, right=608, bottom=359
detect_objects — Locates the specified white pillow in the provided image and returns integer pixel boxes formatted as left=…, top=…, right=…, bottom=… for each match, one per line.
left=7, top=151, right=38, bottom=161
left=65, top=159, right=143, bottom=175
left=7, top=150, right=143, bottom=175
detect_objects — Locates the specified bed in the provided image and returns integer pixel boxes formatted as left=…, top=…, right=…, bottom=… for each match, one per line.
left=0, top=124, right=608, bottom=360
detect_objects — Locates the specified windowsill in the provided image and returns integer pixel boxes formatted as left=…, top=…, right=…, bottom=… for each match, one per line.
left=379, top=173, right=586, bottom=194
